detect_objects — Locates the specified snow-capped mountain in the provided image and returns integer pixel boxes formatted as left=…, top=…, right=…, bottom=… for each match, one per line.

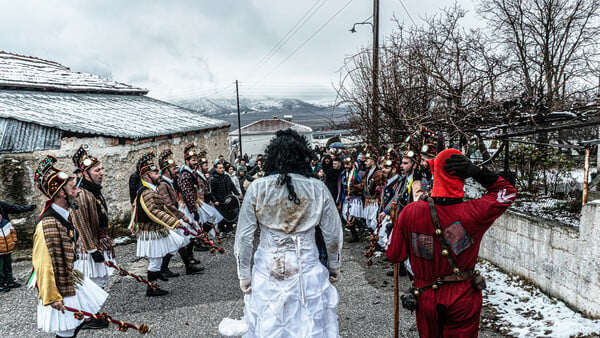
left=174, top=97, right=340, bottom=116
left=173, top=97, right=349, bottom=130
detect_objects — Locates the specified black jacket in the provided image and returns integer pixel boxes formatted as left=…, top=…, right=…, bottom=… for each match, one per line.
left=324, top=167, right=343, bottom=200
left=210, top=172, right=240, bottom=203
left=0, top=201, right=35, bottom=222
left=128, top=172, right=141, bottom=204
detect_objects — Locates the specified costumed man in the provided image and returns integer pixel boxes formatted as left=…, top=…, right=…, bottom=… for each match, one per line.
left=362, top=147, right=383, bottom=233
left=196, top=155, right=224, bottom=235
left=196, top=156, right=212, bottom=203
left=395, top=136, right=426, bottom=278
left=132, top=153, right=187, bottom=297
left=176, top=143, right=205, bottom=268
left=230, top=129, right=343, bottom=337
left=31, top=155, right=107, bottom=338
left=386, top=149, right=517, bottom=337
left=336, top=156, right=365, bottom=243
left=156, top=149, right=203, bottom=276
left=70, top=146, right=115, bottom=295
left=417, top=126, right=441, bottom=196
left=401, top=135, right=426, bottom=204
left=376, top=149, right=402, bottom=250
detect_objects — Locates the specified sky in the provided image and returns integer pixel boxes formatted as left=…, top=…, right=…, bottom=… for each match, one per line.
left=0, top=0, right=478, bottom=102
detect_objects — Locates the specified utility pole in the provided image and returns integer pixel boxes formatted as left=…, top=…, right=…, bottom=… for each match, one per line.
left=236, top=80, right=242, bottom=160
left=372, top=0, right=380, bottom=148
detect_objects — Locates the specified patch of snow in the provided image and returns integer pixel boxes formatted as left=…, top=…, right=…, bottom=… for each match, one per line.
left=481, top=260, right=600, bottom=337
left=511, top=199, right=580, bottom=227
left=550, top=111, right=577, bottom=118
left=113, top=236, right=133, bottom=245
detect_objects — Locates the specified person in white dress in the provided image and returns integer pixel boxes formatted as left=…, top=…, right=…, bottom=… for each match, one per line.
left=233, top=129, right=343, bottom=338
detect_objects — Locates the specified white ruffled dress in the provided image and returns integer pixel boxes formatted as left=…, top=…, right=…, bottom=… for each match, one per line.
left=136, top=229, right=186, bottom=258
left=243, top=227, right=339, bottom=337
left=74, top=252, right=115, bottom=279
left=37, top=276, right=108, bottom=333
left=234, top=174, right=343, bottom=338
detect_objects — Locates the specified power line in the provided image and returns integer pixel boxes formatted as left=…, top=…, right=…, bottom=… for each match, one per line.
left=397, top=0, right=416, bottom=26
left=246, top=0, right=328, bottom=80
left=263, top=0, right=355, bottom=80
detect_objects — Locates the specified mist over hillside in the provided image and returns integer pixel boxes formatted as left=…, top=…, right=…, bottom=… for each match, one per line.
left=174, top=97, right=350, bottom=130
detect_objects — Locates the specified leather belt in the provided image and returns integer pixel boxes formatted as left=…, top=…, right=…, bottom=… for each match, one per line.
left=411, top=269, right=479, bottom=295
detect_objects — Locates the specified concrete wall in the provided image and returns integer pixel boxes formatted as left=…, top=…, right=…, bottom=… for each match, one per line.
left=0, top=127, right=229, bottom=244
left=480, top=203, right=600, bottom=318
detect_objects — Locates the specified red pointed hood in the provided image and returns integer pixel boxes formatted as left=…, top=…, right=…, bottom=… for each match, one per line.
left=431, top=148, right=465, bottom=198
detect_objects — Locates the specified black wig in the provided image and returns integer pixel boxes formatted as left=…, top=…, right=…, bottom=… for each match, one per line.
left=263, top=129, right=312, bottom=204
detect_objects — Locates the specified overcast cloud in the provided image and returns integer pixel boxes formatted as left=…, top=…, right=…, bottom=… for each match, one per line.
left=1, top=0, right=477, bottom=101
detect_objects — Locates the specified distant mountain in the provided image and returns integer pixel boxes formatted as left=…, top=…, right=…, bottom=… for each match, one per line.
left=175, top=97, right=338, bottom=115
left=174, top=97, right=350, bottom=130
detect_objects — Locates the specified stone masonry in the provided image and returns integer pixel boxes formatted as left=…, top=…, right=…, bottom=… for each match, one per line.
left=0, top=127, right=230, bottom=245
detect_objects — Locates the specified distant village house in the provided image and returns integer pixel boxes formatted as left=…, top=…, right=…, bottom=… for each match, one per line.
left=229, top=117, right=313, bottom=158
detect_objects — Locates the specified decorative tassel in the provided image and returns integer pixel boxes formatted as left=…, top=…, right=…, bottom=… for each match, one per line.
left=64, top=306, right=151, bottom=334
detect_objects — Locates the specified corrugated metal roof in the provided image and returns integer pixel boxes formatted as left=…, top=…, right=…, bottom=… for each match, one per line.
left=0, top=118, right=61, bottom=153
left=0, top=51, right=147, bottom=94
left=229, top=119, right=312, bottom=136
left=0, top=90, right=229, bottom=140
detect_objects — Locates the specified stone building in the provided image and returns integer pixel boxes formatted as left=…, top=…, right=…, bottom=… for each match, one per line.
left=0, top=52, right=229, bottom=241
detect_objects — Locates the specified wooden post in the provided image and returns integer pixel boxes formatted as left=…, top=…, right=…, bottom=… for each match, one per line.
left=236, top=80, right=242, bottom=160
left=393, top=263, right=400, bottom=338
left=371, top=0, right=380, bottom=148
left=583, top=146, right=590, bottom=205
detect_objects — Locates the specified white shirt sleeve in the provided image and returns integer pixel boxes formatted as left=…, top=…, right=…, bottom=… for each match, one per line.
left=233, top=182, right=258, bottom=280
left=318, top=184, right=343, bottom=270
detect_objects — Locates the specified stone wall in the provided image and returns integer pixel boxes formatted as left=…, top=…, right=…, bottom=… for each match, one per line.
left=480, top=203, right=600, bottom=318
left=0, top=127, right=230, bottom=246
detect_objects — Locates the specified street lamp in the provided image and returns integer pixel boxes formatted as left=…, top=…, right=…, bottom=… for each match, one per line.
left=349, top=0, right=380, bottom=148
left=349, top=21, right=373, bottom=33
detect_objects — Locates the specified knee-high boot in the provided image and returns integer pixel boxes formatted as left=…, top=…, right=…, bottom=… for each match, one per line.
left=146, top=271, right=169, bottom=297
left=179, top=247, right=204, bottom=275
left=348, top=220, right=359, bottom=243
left=160, top=254, right=179, bottom=278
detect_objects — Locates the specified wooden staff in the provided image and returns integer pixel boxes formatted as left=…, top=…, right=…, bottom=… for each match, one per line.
left=203, top=222, right=223, bottom=244
left=183, top=228, right=226, bottom=254
left=364, top=217, right=382, bottom=266
left=104, top=261, right=157, bottom=290
left=390, top=201, right=400, bottom=338
left=64, top=306, right=150, bottom=334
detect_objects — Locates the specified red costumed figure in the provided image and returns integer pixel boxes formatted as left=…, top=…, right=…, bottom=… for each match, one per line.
left=386, top=149, right=517, bottom=337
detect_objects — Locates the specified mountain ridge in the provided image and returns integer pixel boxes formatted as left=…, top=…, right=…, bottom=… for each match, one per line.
left=174, top=97, right=349, bottom=130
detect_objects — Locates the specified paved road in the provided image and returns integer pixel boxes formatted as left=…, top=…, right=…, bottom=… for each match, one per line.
left=0, top=230, right=501, bottom=337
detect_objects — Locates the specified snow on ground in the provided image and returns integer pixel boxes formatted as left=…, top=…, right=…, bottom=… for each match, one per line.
left=480, top=260, right=600, bottom=337
left=464, top=178, right=582, bottom=227
left=113, top=236, right=134, bottom=245
left=510, top=199, right=581, bottom=227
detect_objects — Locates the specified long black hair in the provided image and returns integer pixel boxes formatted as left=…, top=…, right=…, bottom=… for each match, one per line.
left=263, top=129, right=312, bottom=204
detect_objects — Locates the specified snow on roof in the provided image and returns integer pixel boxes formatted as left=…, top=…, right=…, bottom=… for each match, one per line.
left=229, top=118, right=313, bottom=136
left=0, top=90, right=229, bottom=140
left=0, top=51, right=147, bottom=94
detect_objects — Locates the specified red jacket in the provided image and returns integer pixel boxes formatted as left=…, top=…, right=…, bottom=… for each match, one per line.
left=386, top=176, right=516, bottom=289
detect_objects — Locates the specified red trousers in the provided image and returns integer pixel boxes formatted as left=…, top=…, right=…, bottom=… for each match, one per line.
left=415, top=284, right=482, bottom=337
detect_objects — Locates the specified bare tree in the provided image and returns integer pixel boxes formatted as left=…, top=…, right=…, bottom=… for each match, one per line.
left=479, top=0, right=600, bottom=112
left=336, top=4, right=508, bottom=152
